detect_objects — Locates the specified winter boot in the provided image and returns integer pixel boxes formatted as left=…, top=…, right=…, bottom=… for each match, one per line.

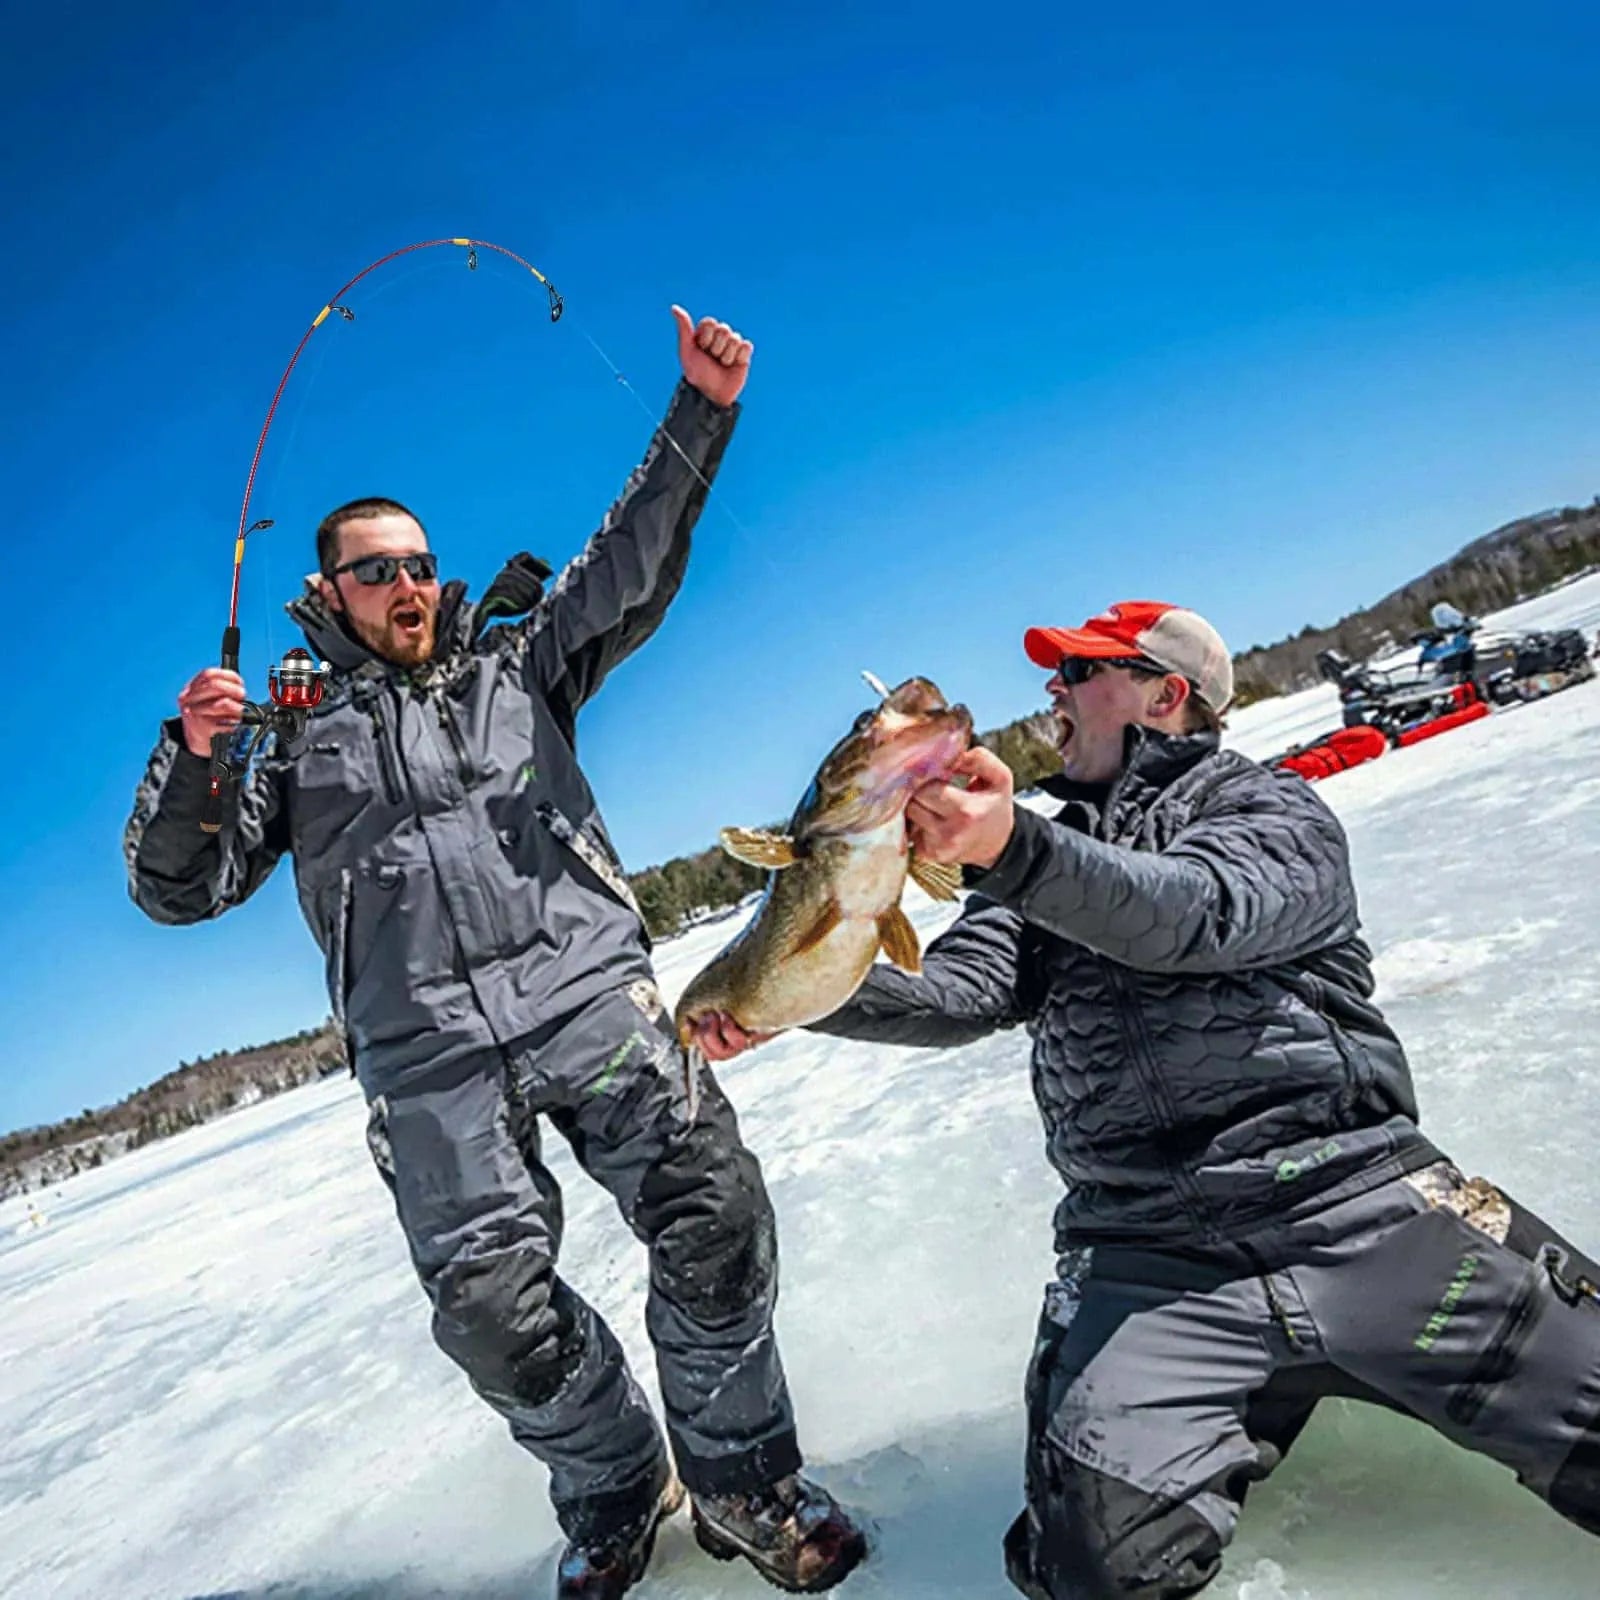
left=691, top=1473, right=867, bottom=1592
left=555, top=1475, right=685, bottom=1599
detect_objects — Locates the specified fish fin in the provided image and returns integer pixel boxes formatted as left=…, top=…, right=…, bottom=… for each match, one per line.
left=792, top=898, right=843, bottom=955
left=719, top=826, right=800, bottom=869
left=682, top=1040, right=703, bottom=1121
left=908, top=853, right=963, bottom=902
left=877, top=905, right=922, bottom=972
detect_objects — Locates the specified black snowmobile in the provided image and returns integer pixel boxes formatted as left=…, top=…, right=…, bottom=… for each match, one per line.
left=1316, top=603, right=1594, bottom=740
left=1275, top=602, right=1595, bottom=783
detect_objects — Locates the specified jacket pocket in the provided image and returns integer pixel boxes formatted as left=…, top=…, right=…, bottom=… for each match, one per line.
left=1445, top=1262, right=1548, bottom=1427
left=532, top=800, right=647, bottom=929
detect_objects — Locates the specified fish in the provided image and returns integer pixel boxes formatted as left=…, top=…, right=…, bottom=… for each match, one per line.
left=674, top=675, right=974, bottom=1106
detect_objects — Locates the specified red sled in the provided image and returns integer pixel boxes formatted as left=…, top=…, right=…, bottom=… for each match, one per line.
left=1394, top=699, right=1491, bottom=747
left=1275, top=724, right=1389, bottom=781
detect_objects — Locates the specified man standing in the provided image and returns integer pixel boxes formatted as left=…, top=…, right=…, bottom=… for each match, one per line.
left=124, top=308, right=865, bottom=1599
left=704, top=598, right=1600, bottom=1596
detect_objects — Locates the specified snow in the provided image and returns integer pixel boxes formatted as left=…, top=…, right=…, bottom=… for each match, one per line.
left=3, top=575, right=1599, bottom=1599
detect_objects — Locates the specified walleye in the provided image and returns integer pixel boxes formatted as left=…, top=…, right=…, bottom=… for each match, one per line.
left=674, top=676, right=973, bottom=1103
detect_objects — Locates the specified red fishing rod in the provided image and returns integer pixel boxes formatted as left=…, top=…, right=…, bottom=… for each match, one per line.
left=200, top=238, right=565, bottom=832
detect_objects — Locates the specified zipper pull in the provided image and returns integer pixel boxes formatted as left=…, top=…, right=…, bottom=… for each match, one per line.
left=367, top=704, right=404, bottom=804
left=436, top=693, right=474, bottom=786
left=1543, top=1246, right=1600, bottom=1309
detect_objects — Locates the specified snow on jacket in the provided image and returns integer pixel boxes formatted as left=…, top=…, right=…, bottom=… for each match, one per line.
left=124, top=380, right=736, bottom=1091
left=812, top=728, right=1442, bottom=1245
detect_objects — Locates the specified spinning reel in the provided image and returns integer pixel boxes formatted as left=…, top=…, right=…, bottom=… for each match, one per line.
left=200, top=642, right=330, bottom=834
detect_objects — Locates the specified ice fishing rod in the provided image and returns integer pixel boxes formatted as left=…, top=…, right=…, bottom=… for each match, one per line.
left=200, top=235, right=757, bottom=832
left=200, top=238, right=566, bottom=832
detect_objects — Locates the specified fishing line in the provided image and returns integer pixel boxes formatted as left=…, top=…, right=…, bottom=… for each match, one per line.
left=570, top=316, right=788, bottom=586
left=226, top=235, right=781, bottom=658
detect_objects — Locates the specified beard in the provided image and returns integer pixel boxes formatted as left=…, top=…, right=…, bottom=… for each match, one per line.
left=351, top=595, right=438, bottom=666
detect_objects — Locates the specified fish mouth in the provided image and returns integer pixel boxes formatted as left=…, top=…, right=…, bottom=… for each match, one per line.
left=804, top=677, right=973, bottom=834
left=880, top=676, right=951, bottom=718
left=849, top=708, right=974, bottom=822
left=866, top=712, right=971, bottom=792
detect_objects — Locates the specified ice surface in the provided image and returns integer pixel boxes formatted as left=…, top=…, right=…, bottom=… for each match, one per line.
left=3, top=575, right=1599, bottom=1598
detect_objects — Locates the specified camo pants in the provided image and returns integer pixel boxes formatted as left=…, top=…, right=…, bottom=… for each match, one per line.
left=364, top=983, right=800, bottom=1540
left=1006, top=1163, right=1600, bottom=1599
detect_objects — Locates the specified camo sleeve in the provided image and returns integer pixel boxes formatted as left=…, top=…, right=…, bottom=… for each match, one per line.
left=974, top=764, right=1359, bottom=973
left=808, top=896, right=1039, bottom=1046
left=524, top=380, right=739, bottom=726
left=123, top=721, right=291, bottom=925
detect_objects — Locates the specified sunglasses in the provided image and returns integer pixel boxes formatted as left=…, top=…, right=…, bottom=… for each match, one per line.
left=329, top=552, right=439, bottom=586
left=1052, top=655, right=1165, bottom=685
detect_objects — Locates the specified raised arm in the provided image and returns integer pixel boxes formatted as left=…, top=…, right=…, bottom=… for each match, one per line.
left=525, top=308, right=752, bottom=726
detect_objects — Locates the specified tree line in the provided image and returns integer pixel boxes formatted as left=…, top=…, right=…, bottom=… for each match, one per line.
left=1, top=1025, right=345, bottom=1198
left=9, top=499, right=1595, bottom=1186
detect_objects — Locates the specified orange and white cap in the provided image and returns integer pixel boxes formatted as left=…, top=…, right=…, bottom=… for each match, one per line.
left=1023, top=600, right=1235, bottom=712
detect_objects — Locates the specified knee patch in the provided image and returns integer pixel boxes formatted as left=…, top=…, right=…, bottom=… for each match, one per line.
left=431, top=1252, right=582, bottom=1408
left=1022, top=1439, right=1223, bottom=1599
left=639, top=1145, right=776, bottom=1321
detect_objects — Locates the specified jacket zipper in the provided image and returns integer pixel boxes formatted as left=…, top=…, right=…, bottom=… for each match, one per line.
left=367, top=699, right=404, bottom=805
left=1100, top=958, right=1214, bottom=1235
left=436, top=694, right=474, bottom=787
left=1282, top=967, right=1373, bottom=1108
left=1446, top=1266, right=1546, bottom=1427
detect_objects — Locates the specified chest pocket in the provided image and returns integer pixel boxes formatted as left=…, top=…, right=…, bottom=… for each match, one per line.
left=531, top=800, right=647, bottom=926
left=288, top=709, right=396, bottom=864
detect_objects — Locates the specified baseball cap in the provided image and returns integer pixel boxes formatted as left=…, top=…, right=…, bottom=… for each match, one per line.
left=1023, top=600, right=1235, bottom=712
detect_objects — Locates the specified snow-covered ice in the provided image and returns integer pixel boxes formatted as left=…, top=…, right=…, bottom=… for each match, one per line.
left=3, top=575, right=1599, bottom=1599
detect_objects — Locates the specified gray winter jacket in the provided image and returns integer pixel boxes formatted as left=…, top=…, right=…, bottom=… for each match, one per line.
left=125, top=380, right=736, bottom=1092
left=813, top=727, right=1442, bottom=1245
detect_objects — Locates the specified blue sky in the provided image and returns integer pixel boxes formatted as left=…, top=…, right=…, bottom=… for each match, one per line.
left=4, top=1, right=1600, bottom=1133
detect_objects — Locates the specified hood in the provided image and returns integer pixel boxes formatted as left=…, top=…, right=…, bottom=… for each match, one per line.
left=282, top=546, right=552, bottom=676
left=284, top=576, right=472, bottom=674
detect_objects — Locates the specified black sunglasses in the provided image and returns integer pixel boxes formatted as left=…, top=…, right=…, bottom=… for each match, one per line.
left=329, top=552, right=439, bottom=586
left=1052, top=655, right=1165, bottom=685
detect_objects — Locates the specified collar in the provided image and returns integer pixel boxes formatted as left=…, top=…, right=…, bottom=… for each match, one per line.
left=1038, top=724, right=1220, bottom=808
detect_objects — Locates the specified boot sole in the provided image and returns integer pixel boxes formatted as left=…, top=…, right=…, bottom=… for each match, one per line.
left=573, top=1477, right=686, bottom=1597
left=691, top=1507, right=867, bottom=1594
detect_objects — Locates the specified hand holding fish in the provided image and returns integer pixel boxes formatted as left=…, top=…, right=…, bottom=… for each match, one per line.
left=905, top=746, right=1016, bottom=869
left=673, top=677, right=973, bottom=1096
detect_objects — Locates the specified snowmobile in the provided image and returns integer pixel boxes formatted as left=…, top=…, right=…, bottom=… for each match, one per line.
left=1273, top=601, right=1595, bottom=782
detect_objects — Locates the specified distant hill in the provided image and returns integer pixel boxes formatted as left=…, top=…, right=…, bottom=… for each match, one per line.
left=1, top=1025, right=345, bottom=1198
left=9, top=498, right=1597, bottom=1193
left=1228, top=500, right=1600, bottom=705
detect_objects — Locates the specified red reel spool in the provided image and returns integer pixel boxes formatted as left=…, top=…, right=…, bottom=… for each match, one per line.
left=268, top=647, right=328, bottom=710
